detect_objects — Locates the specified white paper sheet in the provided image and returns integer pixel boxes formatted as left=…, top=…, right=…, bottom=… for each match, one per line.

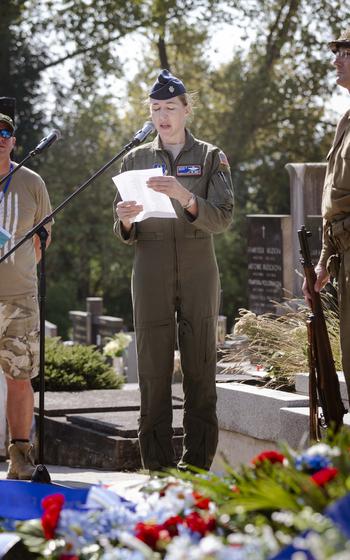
left=112, top=168, right=177, bottom=222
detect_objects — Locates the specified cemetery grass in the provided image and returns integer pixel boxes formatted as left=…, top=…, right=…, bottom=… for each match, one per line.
left=225, top=295, right=341, bottom=391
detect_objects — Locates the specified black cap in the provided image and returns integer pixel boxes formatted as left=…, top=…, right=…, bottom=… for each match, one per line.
left=150, top=70, right=186, bottom=100
left=0, top=97, right=16, bottom=124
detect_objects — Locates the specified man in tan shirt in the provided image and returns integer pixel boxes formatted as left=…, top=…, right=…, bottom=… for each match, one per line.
left=0, top=111, right=52, bottom=479
left=303, top=29, right=350, bottom=400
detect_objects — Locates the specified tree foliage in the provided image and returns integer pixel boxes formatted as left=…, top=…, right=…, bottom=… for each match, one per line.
left=2, top=0, right=350, bottom=334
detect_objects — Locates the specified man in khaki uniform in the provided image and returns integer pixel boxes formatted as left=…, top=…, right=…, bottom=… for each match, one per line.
left=303, top=29, right=350, bottom=401
left=0, top=108, right=52, bottom=479
left=114, top=70, right=234, bottom=471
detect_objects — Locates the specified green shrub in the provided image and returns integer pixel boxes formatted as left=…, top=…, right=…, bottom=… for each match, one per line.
left=32, top=338, right=124, bottom=391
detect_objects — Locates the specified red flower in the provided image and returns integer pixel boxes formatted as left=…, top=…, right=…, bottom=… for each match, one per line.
left=41, top=493, right=65, bottom=540
left=134, top=522, right=165, bottom=550
left=162, top=515, right=184, bottom=536
left=59, top=556, right=79, bottom=560
left=311, top=467, right=339, bottom=487
left=192, top=491, right=211, bottom=510
left=252, top=450, right=286, bottom=465
left=185, top=511, right=216, bottom=536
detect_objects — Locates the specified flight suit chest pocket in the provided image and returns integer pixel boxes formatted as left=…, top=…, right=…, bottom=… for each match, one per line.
left=137, top=232, right=164, bottom=240
left=183, top=228, right=210, bottom=239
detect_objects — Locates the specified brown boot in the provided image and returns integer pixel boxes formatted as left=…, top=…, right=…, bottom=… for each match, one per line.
left=7, top=441, right=36, bottom=480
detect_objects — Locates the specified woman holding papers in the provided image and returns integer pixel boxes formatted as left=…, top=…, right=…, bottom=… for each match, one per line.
left=113, top=70, right=234, bottom=472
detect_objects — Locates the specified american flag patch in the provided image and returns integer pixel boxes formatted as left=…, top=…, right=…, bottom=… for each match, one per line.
left=176, top=165, right=202, bottom=176
left=219, top=151, right=229, bottom=166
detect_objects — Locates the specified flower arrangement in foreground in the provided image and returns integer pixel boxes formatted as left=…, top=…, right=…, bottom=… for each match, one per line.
left=3, top=428, right=350, bottom=559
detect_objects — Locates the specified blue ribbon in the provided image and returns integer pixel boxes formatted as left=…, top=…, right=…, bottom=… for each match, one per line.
left=0, top=480, right=89, bottom=520
left=270, top=492, right=350, bottom=559
left=269, top=532, right=316, bottom=559
left=325, top=492, right=350, bottom=539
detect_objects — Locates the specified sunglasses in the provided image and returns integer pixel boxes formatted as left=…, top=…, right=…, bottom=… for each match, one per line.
left=335, top=49, right=350, bottom=59
left=0, top=129, right=13, bottom=139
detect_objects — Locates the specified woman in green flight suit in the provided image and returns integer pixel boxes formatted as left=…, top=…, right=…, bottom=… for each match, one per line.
left=114, top=70, right=234, bottom=471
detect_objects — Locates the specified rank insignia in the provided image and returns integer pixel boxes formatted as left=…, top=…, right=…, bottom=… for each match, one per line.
left=176, top=165, right=202, bottom=176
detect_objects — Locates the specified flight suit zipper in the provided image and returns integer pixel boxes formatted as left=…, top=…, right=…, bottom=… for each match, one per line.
left=172, top=151, right=184, bottom=301
left=160, top=150, right=179, bottom=300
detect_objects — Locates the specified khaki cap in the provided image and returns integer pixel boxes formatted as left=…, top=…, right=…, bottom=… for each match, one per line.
left=0, top=113, right=15, bottom=131
left=328, top=28, right=350, bottom=53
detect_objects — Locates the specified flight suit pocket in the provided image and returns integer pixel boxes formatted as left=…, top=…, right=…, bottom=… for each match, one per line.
left=136, top=319, right=175, bottom=379
left=137, top=232, right=163, bottom=240
left=200, top=315, right=217, bottom=365
left=183, top=223, right=210, bottom=239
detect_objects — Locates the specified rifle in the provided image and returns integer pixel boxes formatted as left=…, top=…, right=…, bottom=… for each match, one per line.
left=298, top=225, right=346, bottom=437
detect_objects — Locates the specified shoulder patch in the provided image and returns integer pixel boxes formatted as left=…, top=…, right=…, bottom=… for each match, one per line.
left=218, top=151, right=230, bottom=167
left=219, top=151, right=230, bottom=165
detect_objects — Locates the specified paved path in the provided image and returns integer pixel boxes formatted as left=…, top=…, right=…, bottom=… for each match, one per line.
left=0, top=460, right=149, bottom=494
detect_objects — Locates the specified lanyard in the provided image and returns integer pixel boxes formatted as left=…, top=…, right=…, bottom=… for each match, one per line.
left=0, top=163, right=14, bottom=206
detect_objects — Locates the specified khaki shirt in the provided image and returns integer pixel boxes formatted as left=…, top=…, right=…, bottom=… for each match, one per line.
left=0, top=164, right=52, bottom=297
left=113, top=130, right=234, bottom=243
left=320, top=110, right=350, bottom=266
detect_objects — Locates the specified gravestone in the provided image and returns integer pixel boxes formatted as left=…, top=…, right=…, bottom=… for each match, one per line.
left=247, top=215, right=292, bottom=314
left=285, top=163, right=326, bottom=295
left=305, top=215, right=323, bottom=264
left=69, top=297, right=123, bottom=348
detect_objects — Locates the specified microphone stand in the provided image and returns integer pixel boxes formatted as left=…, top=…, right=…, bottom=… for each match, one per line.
left=0, top=132, right=152, bottom=483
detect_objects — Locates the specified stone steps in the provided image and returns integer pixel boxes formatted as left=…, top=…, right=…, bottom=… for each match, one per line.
left=34, top=386, right=184, bottom=471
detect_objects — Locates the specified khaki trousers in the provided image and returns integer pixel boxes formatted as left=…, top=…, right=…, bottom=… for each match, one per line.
left=338, top=248, right=350, bottom=400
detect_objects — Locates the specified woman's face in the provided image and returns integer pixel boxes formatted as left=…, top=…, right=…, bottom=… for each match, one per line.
left=150, top=96, right=189, bottom=144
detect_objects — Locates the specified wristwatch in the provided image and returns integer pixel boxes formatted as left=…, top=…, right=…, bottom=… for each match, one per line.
left=182, top=194, right=196, bottom=210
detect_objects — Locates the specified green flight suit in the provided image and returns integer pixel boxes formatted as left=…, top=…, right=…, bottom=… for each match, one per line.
left=113, top=130, right=234, bottom=470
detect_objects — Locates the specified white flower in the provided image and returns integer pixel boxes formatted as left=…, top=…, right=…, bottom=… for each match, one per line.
left=103, top=333, right=132, bottom=357
left=304, top=443, right=341, bottom=458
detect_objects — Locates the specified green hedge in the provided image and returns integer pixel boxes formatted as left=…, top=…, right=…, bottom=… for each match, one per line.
left=32, top=338, right=124, bottom=392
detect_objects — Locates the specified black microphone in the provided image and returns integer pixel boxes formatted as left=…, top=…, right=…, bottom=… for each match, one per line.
left=132, top=121, right=155, bottom=145
left=31, top=129, right=61, bottom=156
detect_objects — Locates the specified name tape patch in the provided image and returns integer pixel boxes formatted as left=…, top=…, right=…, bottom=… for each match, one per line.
left=176, top=165, right=202, bottom=176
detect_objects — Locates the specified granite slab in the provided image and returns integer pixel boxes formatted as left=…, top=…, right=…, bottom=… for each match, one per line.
left=66, top=409, right=184, bottom=438
left=34, top=389, right=183, bottom=416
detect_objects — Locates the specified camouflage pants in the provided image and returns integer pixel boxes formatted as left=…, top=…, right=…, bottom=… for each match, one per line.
left=0, top=294, right=39, bottom=380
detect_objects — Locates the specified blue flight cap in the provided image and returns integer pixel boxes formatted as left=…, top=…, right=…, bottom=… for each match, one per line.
left=150, top=70, right=186, bottom=100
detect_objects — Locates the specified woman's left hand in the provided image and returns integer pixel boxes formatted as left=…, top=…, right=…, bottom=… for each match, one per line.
left=147, top=175, right=190, bottom=207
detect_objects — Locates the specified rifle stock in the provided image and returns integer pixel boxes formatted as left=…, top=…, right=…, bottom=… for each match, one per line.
left=306, top=316, right=321, bottom=441
left=298, top=225, right=346, bottom=433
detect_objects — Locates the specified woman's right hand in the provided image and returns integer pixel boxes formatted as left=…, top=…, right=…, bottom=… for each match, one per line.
left=116, top=200, right=143, bottom=231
